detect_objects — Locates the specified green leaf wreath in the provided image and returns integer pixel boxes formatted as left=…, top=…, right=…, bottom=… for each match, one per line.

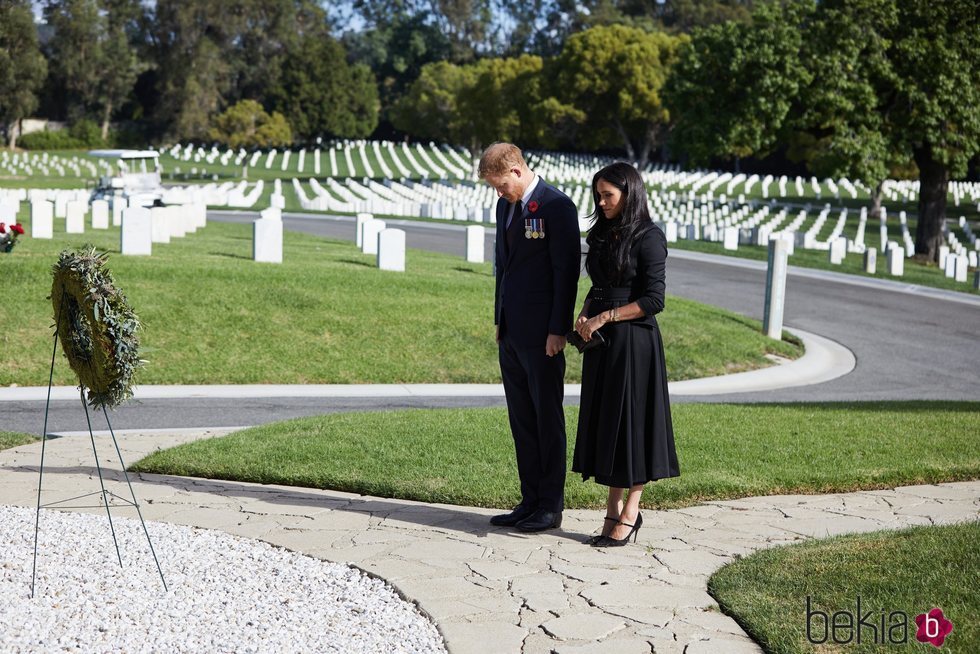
left=50, top=246, right=143, bottom=408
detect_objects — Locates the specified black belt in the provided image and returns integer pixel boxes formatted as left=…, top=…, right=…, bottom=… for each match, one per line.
left=589, top=287, right=631, bottom=301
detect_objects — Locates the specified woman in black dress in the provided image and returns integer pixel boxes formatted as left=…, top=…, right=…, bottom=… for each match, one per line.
left=572, top=162, right=680, bottom=547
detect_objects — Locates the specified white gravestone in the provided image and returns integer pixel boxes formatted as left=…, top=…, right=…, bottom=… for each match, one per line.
left=938, top=245, right=950, bottom=271
left=121, top=207, right=152, bottom=256
left=150, top=207, right=171, bottom=243
left=253, top=216, right=283, bottom=263
left=270, top=193, right=285, bottom=209
left=168, top=205, right=186, bottom=238
left=54, top=195, right=68, bottom=218
left=723, top=226, right=738, bottom=251
left=361, top=219, right=386, bottom=255
left=355, top=213, right=373, bottom=247
left=377, top=228, right=406, bottom=271
left=111, top=198, right=124, bottom=226
left=664, top=221, right=678, bottom=243
left=0, top=202, right=16, bottom=224
left=261, top=207, right=281, bottom=222
left=466, top=225, right=485, bottom=263
left=65, top=200, right=86, bottom=233
left=829, top=237, right=846, bottom=264
left=91, top=200, right=109, bottom=229
left=31, top=200, right=53, bottom=239
left=863, top=247, right=877, bottom=274
left=954, top=255, right=968, bottom=283
left=887, top=244, right=904, bottom=276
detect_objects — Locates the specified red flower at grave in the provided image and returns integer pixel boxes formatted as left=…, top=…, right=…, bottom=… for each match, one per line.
left=0, top=223, right=6, bottom=233
left=12, top=223, right=24, bottom=235
left=915, top=608, right=953, bottom=648
left=528, top=201, right=539, bottom=213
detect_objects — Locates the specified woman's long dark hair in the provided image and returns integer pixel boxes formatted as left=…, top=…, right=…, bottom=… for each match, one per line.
left=585, top=162, right=652, bottom=284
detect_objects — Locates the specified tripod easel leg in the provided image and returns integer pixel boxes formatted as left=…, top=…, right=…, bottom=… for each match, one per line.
left=102, top=406, right=168, bottom=592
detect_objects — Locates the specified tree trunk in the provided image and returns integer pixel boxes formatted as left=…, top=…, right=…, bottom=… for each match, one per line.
left=614, top=120, right=636, bottom=163
left=913, top=144, right=949, bottom=263
left=7, top=123, right=16, bottom=150
left=101, top=102, right=113, bottom=142
left=870, top=181, right=884, bottom=222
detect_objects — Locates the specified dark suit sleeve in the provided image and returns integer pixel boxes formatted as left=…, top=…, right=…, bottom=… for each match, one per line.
left=547, top=197, right=582, bottom=335
left=635, top=228, right=667, bottom=316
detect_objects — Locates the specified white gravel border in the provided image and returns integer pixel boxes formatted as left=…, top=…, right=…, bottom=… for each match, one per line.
left=1, top=505, right=446, bottom=653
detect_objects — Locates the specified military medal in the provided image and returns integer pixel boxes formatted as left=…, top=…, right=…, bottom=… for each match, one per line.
left=525, top=216, right=533, bottom=239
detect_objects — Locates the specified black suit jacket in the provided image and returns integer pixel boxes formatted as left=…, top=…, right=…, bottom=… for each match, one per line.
left=494, top=179, right=581, bottom=348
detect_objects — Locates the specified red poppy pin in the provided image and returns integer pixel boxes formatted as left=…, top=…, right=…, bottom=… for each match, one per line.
left=528, top=201, right=539, bottom=213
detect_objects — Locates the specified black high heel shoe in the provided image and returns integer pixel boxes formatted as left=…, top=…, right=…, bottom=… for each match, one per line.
left=586, top=516, right=619, bottom=545
left=592, top=513, right=643, bottom=548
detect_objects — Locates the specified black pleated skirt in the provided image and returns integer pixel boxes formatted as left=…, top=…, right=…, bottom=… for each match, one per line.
left=572, top=301, right=680, bottom=488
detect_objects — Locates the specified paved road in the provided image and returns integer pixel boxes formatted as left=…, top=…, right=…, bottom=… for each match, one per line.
left=5, top=210, right=977, bottom=433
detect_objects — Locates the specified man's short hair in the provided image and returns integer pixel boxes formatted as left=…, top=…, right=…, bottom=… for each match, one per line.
left=478, top=143, right=526, bottom=179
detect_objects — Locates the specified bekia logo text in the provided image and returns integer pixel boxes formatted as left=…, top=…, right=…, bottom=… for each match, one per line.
left=806, top=597, right=953, bottom=647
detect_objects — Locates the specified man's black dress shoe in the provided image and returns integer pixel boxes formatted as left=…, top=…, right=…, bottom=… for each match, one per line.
left=489, top=504, right=536, bottom=527
left=516, top=509, right=563, bottom=532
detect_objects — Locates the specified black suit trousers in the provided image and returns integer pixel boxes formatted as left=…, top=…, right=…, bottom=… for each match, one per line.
left=498, top=334, right=567, bottom=512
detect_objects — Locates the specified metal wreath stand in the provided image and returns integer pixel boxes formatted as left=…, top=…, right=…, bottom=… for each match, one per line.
left=32, top=248, right=166, bottom=598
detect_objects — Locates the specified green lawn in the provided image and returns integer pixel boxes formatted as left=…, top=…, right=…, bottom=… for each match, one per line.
left=1, top=218, right=800, bottom=386
left=710, top=521, right=979, bottom=653
left=0, top=431, right=38, bottom=450
left=130, top=402, right=980, bottom=510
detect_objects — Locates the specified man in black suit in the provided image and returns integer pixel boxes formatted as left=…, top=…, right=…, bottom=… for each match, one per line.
left=479, top=142, right=580, bottom=532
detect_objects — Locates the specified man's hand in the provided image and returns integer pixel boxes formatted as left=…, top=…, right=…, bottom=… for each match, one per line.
left=545, top=333, right=566, bottom=357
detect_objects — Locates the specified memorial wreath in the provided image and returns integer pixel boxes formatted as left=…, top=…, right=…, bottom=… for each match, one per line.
left=50, top=246, right=143, bottom=408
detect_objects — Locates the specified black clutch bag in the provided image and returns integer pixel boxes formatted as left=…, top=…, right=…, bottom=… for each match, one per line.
left=566, top=329, right=607, bottom=353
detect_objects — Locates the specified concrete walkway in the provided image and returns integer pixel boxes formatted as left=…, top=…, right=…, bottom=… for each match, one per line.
left=0, top=326, right=854, bottom=403
left=2, top=430, right=976, bottom=654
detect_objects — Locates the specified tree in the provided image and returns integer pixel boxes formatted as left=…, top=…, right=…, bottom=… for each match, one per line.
left=391, top=60, right=474, bottom=143
left=208, top=99, right=292, bottom=148
left=270, top=34, right=379, bottom=141
left=888, top=0, right=980, bottom=261
left=457, top=55, right=546, bottom=154
left=663, top=1, right=810, bottom=166
left=42, top=0, right=145, bottom=138
left=342, top=14, right=451, bottom=131
left=0, top=0, right=48, bottom=148
left=149, top=0, right=326, bottom=141
left=665, top=0, right=980, bottom=262
left=546, top=25, right=687, bottom=166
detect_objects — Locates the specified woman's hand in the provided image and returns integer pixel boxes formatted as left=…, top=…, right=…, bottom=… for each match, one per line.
left=576, top=312, right=607, bottom=341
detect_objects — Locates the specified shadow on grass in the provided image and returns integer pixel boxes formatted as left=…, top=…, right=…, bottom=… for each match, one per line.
left=21, top=464, right=589, bottom=543
left=452, top=266, right=492, bottom=276
left=338, top=258, right=374, bottom=268
left=208, top=252, right=251, bottom=261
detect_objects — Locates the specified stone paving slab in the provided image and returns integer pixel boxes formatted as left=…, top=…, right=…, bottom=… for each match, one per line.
left=1, top=430, right=977, bottom=654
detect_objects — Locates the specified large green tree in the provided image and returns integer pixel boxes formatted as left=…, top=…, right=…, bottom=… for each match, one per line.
left=546, top=24, right=686, bottom=167
left=149, top=0, right=326, bottom=141
left=665, top=0, right=980, bottom=262
left=0, top=0, right=47, bottom=148
left=270, top=35, right=379, bottom=140
left=390, top=60, right=474, bottom=144
left=663, top=1, right=809, bottom=165
left=42, top=0, right=143, bottom=137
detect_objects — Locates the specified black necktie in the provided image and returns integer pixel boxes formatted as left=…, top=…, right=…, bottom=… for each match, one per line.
left=507, top=200, right=523, bottom=252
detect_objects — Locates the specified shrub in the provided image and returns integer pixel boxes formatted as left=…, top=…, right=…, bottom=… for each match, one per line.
left=208, top=99, right=293, bottom=149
